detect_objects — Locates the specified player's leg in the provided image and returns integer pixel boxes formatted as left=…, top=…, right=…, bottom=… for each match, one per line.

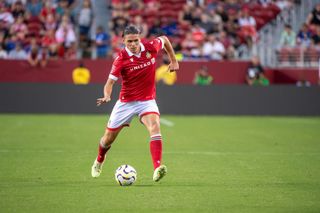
left=141, top=113, right=167, bottom=182
left=92, top=100, right=133, bottom=178
left=91, top=128, right=122, bottom=178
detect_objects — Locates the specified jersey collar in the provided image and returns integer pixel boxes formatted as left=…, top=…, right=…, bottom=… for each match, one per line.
left=125, top=43, right=145, bottom=58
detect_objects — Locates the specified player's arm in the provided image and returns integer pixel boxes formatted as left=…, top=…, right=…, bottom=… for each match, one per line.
left=96, top=78, right=115, bottom=106
left=160, top=36, right=179, bottom=72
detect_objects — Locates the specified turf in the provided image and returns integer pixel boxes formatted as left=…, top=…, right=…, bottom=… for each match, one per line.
left=0, top=114, right=319, bottom=212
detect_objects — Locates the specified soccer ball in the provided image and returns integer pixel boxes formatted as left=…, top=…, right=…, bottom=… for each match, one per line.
left=115, top=165, right=137, bottom=186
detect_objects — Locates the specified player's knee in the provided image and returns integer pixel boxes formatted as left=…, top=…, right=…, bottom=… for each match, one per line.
left=148, top=120, right=160, bottom=133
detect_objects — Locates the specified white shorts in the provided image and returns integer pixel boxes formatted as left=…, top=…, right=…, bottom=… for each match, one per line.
left=107, top=99, right=160, bottom=131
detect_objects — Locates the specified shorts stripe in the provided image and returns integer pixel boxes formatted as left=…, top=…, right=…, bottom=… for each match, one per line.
left=107, top=124, right=129, bottom=132
left=139, top=111, right=160, bottom=124
left=139, top=111, right=160, bottom=118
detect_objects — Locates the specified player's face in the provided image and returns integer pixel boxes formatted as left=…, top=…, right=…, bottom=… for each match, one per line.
left=124, top=34, right=141, bottom=54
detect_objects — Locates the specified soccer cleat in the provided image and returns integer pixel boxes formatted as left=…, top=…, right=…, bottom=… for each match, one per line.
left=153, top=165, right=167, bottom=182
left=91, top=159, right=103, bottom=178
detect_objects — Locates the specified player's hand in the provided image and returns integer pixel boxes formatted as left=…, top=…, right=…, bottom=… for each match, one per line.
left=167, top=61, right=179, bottom=72
left=96, top=96, right=111, bottom=106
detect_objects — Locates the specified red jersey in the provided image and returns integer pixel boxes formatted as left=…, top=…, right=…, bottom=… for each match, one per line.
left=109, top=37, right=164, bottom=102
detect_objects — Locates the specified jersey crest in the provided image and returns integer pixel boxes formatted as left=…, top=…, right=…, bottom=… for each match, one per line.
left=146, top=51, right=151, bottom=59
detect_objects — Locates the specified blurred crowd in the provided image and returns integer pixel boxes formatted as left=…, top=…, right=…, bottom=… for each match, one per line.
left=277, top=3, right=320, bottom=65
left=0, top=0, right=309, bottom=64
left=0, top=0, right=101, bottom=65
left=108, top=0, right=296, bottom=60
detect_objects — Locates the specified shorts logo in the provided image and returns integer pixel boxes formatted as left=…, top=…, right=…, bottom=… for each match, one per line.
left=146, top=52, right=151, bottom=59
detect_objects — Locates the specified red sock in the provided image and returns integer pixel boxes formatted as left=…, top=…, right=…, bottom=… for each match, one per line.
left=97, top=141, right=110, bottom=163
left=150, top=134, right=162, bottom=170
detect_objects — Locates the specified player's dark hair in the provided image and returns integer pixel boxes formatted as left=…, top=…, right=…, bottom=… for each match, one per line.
left=123, top=25, right=141, bottom=37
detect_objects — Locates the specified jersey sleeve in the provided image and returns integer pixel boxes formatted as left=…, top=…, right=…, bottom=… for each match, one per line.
left=150, top=37, right=165, bottom=53
left=108, top=56, right=122, bottom=81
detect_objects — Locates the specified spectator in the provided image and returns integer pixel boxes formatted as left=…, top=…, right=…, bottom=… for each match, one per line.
left=279, top=24, right=296, bottom=48
left=11, top=1, right=25, bottom=18
left=296, top=23, right=312, bottom=47
left=307, top=3, right=320, bottom=28
left=55, top=15, right=76, bottom=48
left=9, top=15, right=28, bottom=42
left=258, top=0, right=272, bottom=7
left=72, top=61, right=90, bottom=85
left=78, top=0, right=94, bottom=40
left=144, top=0, right=159, bottom=13
left=39, top=1, right=55, bottom=24
left=110, top=0, right=130, bottom=11
left=55, top=0, right=69, bottom=21
left=0, top=4, right=15, bottom=29
left=215, top=4, right=229, bottom=23
left=4, top=34, right=18, bottom=52
left=246, top=56, right=269, bottom=86
left=238, top=8, right=257, bottom=47
left=202, top=34, right=225, bottom=60
left=193, top=65, right=213, bottom=85
left=132, top=15, right=148, bottom=38
left=65, top=41, right=77, bottom=59
left=197, top=13, right=216, bottom=34
left=5, top=0, right=27, bottom=5
left=43, top=13, right=57, bottom=31
left=219, top=31, right=236, bottom=59
left=311, top=26, right=320, bottom=49
left=191, top=24, right=206, bottom=43
left=79, top=37, right=92, bottom=58
left=0, top=44, right=8, bottom=59
left=155, top=57, right=177, bottom=85
left=181, top=31, right=200, bottom=58
left=190, top=6, right=202, bottom=25
left=94, top=26, right=110, bottom=58
left=207, top=8, right=223, bottom=33
left=27, top=37, right=41, bottom=66
left=42, top=29, right=58, bottom=58
left=161, top=17, right=178, bottom=37
left=26, top=0, right=43, bottom=17
left=8, top=42, right=27, bottom=59
left=224, top=0, right=241, bottom=11
left=109, top=13, right=129, bottom=36
left=275, top=0, right=294, bottom=10
left=110, top=30, right=123, bottom=57
left=178, top=3, right=194, bottom=26
left=147, top=19, right=163, bottom=38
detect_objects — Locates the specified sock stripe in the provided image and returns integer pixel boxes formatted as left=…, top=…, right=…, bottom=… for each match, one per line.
left=151, top=136, right=162, bottom=141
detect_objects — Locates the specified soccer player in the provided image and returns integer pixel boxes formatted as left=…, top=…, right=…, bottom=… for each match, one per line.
left=91, top=25, right=179, bottom=182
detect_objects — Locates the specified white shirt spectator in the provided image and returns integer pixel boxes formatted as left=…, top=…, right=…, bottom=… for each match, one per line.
left=78, top=7, right=92, bottom=27
left=0, top=10, right=15, bottom=26
left=275, top=0, right=292, bottom=10
left=55, top=24, right=76, bottom=47
left=0, top=48, right=8, bottom=59
left=8, top=47, right=27, bottom=59
left=238, top=16, right=256, bottom=27
left=6, top=0, right=27, bottom=5
left=202, top=35, right=225, bottom=60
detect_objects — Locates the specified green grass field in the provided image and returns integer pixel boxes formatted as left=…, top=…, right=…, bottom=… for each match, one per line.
left=0, top=114, right=320, bottom=212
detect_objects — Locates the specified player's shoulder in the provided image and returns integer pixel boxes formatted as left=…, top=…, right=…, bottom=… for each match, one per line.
left=114, top=50, right=129, bottom=62
left=144, top=37, right=162, bottom=51
left=147, top=37, right=163, bottom=45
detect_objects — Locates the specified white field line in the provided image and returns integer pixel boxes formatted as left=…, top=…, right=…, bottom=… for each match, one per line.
left=0, top=150, right=319, bottom=156
left=164, top=151, right=320, bottom=156
left=160, top=118, right=175, bottom=127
